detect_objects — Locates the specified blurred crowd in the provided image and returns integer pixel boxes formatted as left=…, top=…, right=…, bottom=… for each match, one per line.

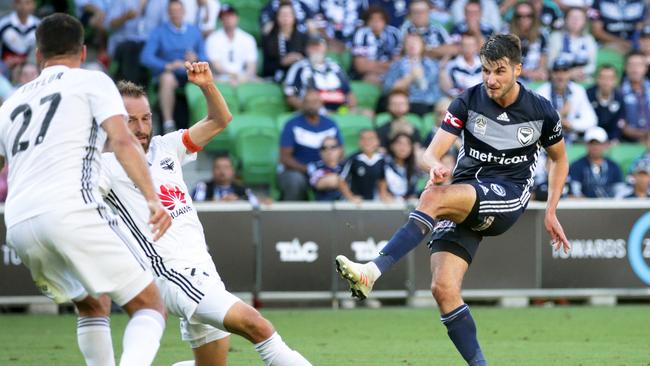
left=0, top=0, right=650, bottom=202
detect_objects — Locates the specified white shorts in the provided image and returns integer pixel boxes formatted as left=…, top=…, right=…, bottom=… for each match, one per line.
left=6, top=207, right=153, bottom=306
left=156, top=261, right=240, bottom=348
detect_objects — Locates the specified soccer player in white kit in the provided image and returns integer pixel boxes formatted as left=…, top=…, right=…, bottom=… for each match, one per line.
left=0, top=14, right=172, bottom=366
left=92, top=61, right=312, bottom=366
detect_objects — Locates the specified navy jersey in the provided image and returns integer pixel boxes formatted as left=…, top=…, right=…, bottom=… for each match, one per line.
left=440, top=83, right=563, bottom=189
left=341, top=152, right=385, bottom=200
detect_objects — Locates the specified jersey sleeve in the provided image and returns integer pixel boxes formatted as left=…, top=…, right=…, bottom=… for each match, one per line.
left=540, top=104, right=564, bottom=147
left=440, top=96, right=468, bottom=136
left=158, top=130, right=198, bottom=165
left=87, top=71, right=127, bottom=125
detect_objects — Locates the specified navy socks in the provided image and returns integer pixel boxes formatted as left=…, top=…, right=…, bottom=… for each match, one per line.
left=441, top=304, right=487, bottom=365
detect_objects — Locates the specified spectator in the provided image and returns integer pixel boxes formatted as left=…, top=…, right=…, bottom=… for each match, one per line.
left=351, top=5, right=401, bottom=85
left=0, top=0, right=39, bottom=72
left=206, top=5, right=258, bottom=85
left=439, top=32, right=482, bottom=97
left=400, top=0, right=457, bottom=60
left=548, top=7, right=597, bottom=83
left=587, top=64, right=626, bottom=141
left=262, top=2, right=308, bottom=82
left=75, top=0, right=109, bottom=53
left=105, top=0, right=167, bottom=86
left=359, top=0, right=410, bottom=28
left=620, top=51, right=650, bottom=142
left=376, top=89, right=422, bottom=148
left=624, top=158, right=650, bottom=198
left=284, top=34, right=355, bottom=112
left=533, top=157, right=573, bottom=201
left=637, top=25, right=650, bottom=78
left=502, top=0, right=563, bottom=34
left=449, top=0, right=495, bottom=47
left=279, top=89, right=343, bottom=200
left=508, top=1, right=548, bottom=82
left=537, top=58, right=597, bottom=142
left=12, top=61, right=38, bottom=87
left=192, top=154, right=249, bottom=202
left=313, top=0, right=362, bottom=52
left=384, top=132, right=419, bottom=200
left=260, top=0, right=315, bottom=35
left=383, top=33, right=442, bottom=116
left=141, top=0, right=207, bottom=133
left=569, top=126, right=625, bottom=198
left=181, top=0, right=220, bottom=37
left=307, top=136, right=345, bottom=201
left=450, top=0, right=501, bottom=32
left=590, top=0, right=646, bottom=52
left=340, top=129, right=391, bottom=201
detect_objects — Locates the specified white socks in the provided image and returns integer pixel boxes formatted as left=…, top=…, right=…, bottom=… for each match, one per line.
left=254, top=332, right=312, bottom=366
left=119, top=309, right=165, bottom=366
left=366, top=261, right=382, bottom=279
left=77, top=316, right=115, bottom=366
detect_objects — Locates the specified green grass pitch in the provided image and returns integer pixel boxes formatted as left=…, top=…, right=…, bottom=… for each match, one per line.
left=1, top=306, right=649, bottom=365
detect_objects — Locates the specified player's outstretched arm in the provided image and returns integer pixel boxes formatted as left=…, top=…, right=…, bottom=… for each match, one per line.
left=103, top=115, right=172, bottom=240
left=544, top=140, right=570, bottom=253
left=186, top=61, right=233, bottom=148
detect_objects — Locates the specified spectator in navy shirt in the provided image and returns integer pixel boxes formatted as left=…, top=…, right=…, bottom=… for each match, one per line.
left=569, top=126, right=625, bottom=198
left=192, top=154, right=248, bottom=202
left=279, top=89, right=343, bottom=200
left=508, top=1, right=548, bottom=82
left=351, top=5, right=401, bottom=84
left=313, top=0, right=362, bottom=51
left=260, top=0, right=315, bottom=35
left=341, top=129, right=391, bottom=201
left=262, top=2, right=308, bottom=82
left=140, top=0, right=207, bottom=133
left=283, top=34, right=356, bottom=112
left=376, top=90, right=422, bottom=148
left=590, top=0, right=646, bottom=52
left=587, top=64, right=626, bottom=141
left=400, top=0, right=457, bottom=59
left=440, top=33, right=482, bottom=97
left=547, top=7, right=598, bottom=83
left=624, top=158, right=650, bottom=198
left=621, top=51, right=650, bottom=142
left=449, top=0, right=495, bottom=48
left=384, top=132, right=419, bottom=200
left=307, top=136, right=345, bottom=201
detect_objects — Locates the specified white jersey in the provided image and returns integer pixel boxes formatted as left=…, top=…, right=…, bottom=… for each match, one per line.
left=0, top=65, right=126, bottom=228
left=100, top=130, right=211, bottom=268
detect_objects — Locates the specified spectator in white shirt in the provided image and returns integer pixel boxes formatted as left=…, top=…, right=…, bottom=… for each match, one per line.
left=205, top=4, right=258, bottom=85
left=537, top=57, right=597, bottom=143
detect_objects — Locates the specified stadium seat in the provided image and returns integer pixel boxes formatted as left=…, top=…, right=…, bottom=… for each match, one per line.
left=350, top=81, right=381, bottom=110
left=233, top=126, right=279, bottom=185
left=229, top=114, right=276, bottom=136
left=607, top=143, right=646, bottom=173
left=596, top=48, right=625, bottom=77
left=331, top=113, right=374, bottom=156
left=374, top=112, right=423, bottom=131
left=421, top=112, right=437, bottom=137
left=237, top=82, right=286, bottom=114
left=566, top=143, right=587, bottom=163
left=186, top=83, right=239, bottom=121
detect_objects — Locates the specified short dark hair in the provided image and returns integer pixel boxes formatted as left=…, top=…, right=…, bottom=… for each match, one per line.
left=117, top=80, right=147, bottom=98
left=387, top=89, right=409, bottom=101
left=597, top=63, right=617, bottom=75
left=480, top=33, right=522, bottom=66
left=36, top=13, right=84, bottom=60
left=626, top=50, right=646, bottom=63
left=363, top=5, right=388, bottom=24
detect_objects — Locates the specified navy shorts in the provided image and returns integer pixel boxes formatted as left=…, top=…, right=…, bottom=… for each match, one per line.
left=427, top=179, right=528, bottom=264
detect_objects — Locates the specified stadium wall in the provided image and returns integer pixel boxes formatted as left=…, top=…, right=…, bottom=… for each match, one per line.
left=1, top=201, right=650, bottom=305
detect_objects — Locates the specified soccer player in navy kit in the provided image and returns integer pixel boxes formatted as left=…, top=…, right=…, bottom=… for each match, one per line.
left=336, top=34, right=571, bottom=365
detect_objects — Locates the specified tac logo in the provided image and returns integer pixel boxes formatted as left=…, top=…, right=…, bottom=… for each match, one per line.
left=1, top=244, right=22, bottom=266
left=159, top=184, right=186, bottom=210
left=351, top=238, right=388, bottom=262
left=276, top=239, right=319, bottom=262
left=160, top=158, right=175, bottom=172
left=517, top=126, right=534, bottom=146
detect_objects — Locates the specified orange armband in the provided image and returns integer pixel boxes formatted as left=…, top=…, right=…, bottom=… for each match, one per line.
left=182, top=129, right=203, bottom=153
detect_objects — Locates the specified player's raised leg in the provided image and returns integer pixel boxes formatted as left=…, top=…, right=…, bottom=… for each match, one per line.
left=431, top=251, right=486, bottom=366
left=74, top=295, right=114, bottom=366
left=336, top=183, right=476, bottom=299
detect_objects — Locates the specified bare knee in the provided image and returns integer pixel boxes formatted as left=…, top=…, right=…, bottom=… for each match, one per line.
left=75, top=294, right=111, bottom=317
left=225, top=303, right=275, bottom=344
left=430, top=278, right=461, bottom=307
left=159, top=72, right=178, bottom=89
left=417, top=186, right=446, bottom=217
left=121, top=282, right=166, bottom=318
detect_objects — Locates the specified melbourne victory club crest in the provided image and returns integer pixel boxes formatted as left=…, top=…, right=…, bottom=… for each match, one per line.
left=517, top=126, right=534, bottom=146
left=490, top=183, right=506, bottom=197
left=474, top=116, right=487, bottom=135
